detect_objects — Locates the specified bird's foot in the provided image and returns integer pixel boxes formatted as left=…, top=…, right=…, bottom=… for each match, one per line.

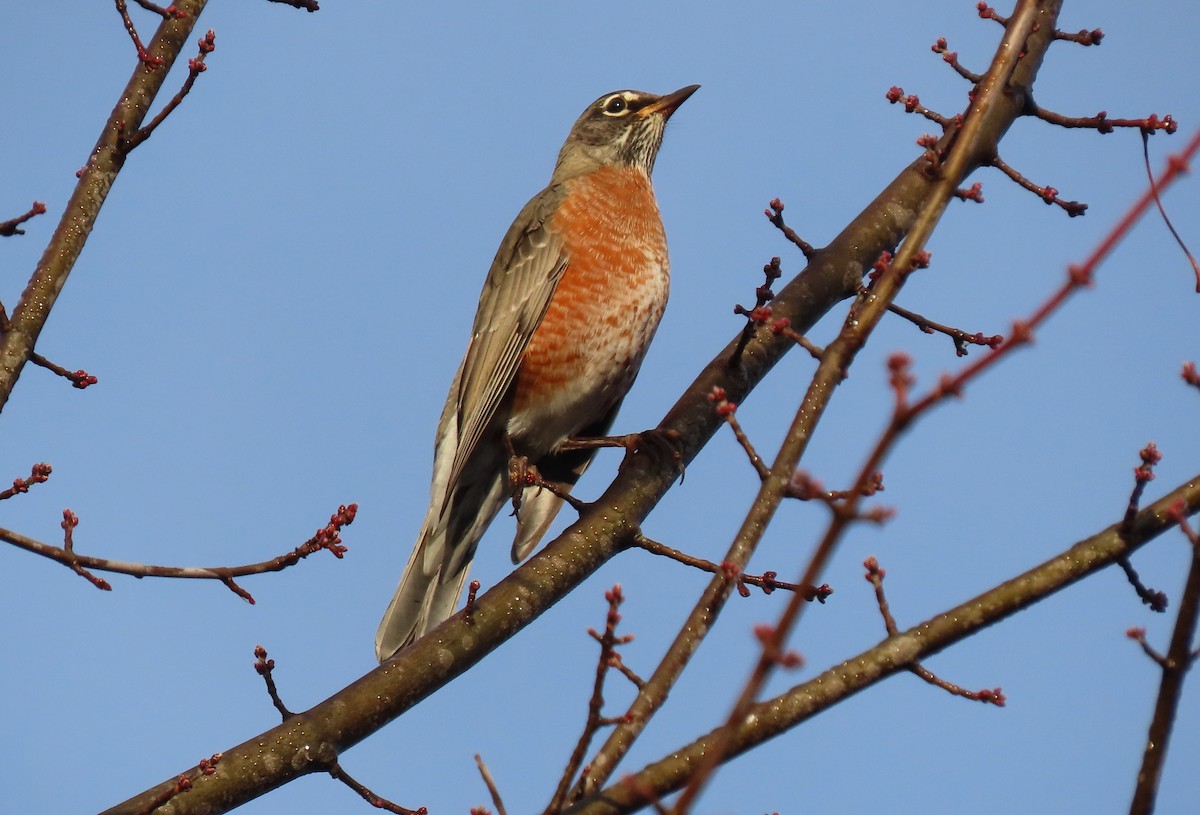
left=561, top=428, right=686, bottom=483
left=507, top=454, right=587, bottom=514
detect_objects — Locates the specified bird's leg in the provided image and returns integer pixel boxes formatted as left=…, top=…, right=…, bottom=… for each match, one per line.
left=561, top=428, right=686, bottom=481
left=504, top=434, right=537, bottom=517
left=505, top=434, right=590, bottom=514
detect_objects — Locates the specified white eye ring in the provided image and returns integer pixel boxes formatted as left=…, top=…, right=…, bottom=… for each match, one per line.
left=602, top=95, right=629, bottom=115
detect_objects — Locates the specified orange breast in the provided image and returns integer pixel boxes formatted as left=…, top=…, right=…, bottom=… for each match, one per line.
left=509, top=165, right=670, bottom=448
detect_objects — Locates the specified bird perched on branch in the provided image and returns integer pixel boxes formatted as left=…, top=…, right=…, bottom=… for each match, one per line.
left=376, top=84, right=699, bottom=661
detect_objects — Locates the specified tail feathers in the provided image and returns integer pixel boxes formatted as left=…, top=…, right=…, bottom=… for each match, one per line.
left=512, top=486, right=567, bottom=563
left=376, top=472, right=506, bottom=662
left=374, top=540, right=472, bottom=661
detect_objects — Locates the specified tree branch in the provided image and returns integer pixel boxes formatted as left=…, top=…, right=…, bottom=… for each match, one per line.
left=0, top=0, right=208, bottom=412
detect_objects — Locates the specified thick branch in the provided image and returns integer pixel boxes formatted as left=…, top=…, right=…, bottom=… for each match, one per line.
left=0, top=0, right=208, bottom=412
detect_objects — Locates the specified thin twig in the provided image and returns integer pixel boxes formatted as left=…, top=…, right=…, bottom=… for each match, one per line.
left=763, top=199, right=815, bottom=257
left=631, top=534, right=831, bottom=602
left=931, top=38, right=982, bottom=83
left=864, top=557, right=1006, bottom=706
left=0, top=201, right=47, bottom=236
left=885, top=86, right=958, bottom=128
left=1129, top=506, right=1200, bottom=815
left=0, top=463, right=52, bottom=501
left=253, top=645, right=293, bottom=719
left=114, top=0, right=162, bottom=67
left=1139, top=131, right=1200, bottom=291
left=548, top=587, right=631, bottom=813
left=1, top=503, right=357, bottom=602
left=886, top=301, right=1003, bottom=356
left=120, top=30, right=216, bottom=153
left=475, top=755, right=508, bottom=815
left=991, top=153, right=1088, bottom=216
left=1030, top=106, right=1176, bottom=136
left=707, top=387, right=768, bottom=479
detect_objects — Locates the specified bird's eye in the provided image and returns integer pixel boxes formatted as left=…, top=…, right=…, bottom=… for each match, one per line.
left=603, top=95, right=628, bottom=115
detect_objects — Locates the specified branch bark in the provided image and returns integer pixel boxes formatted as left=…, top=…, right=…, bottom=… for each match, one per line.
left=0, top=0, right=209, bottom=411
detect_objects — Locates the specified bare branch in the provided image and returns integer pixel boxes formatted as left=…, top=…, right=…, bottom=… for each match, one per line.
left=475, top=755, right=508, bottom=815
left=119, top=30, right=217, bottom=153
left=0, top=201, right=47, bottom=236
left=1129, top=505, right=1200, bottom=815
left=1, top=503, right=357, bottom=602
left=0, top=462, right=52, bottom=501
left=631, top=534, right=832, bottom=602
left=991, top=152, right=1088, bottom=216
left=763, top=199, right=815, bottom=257
left=886, top=300, right=1003, bottom=356
left=865, top=557, right=1006, bottom=706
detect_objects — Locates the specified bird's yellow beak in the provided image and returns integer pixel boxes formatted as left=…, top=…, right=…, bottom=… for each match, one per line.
left=639, top=84, right=700, bottom=119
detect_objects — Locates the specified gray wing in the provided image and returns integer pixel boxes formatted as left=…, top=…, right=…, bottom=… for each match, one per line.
left=445, top=185, right=568, bottom=499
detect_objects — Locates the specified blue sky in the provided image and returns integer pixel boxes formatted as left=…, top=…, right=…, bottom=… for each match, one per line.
left=2, top=3, right=1198, bottom=814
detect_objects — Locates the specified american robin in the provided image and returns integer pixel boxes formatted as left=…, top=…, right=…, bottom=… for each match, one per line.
left=376, top=84, right=698, bottom=661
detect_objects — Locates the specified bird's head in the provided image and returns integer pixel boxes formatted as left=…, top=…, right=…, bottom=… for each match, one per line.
left=552, top=84, right=699, bottom=181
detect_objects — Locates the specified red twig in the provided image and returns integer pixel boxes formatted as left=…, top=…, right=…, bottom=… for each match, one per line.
left=1053, top=26, right=1103, bottom=46
left=1122, top=443, right=1163, bottom=535
left=60, top=510, right=111, bottom=590
left=30, top=353, right=98, bottom=389
left=119, top=30, right=216, bottom=153
left=763, top=199, right=815, bottom=257
left=0, top=201, right=47, bottom=236
left=114, top=0, right=163, bottom=68
left=731, top=255, right=824, bottom=362
left=0, top=303, right=98, bottom=389
left=707, top=387, right=767, bottom=479
left=886, top=85, right=959, bottom=129
left=0, top=463, right=52, bottom=501
left=954, top=181, right=985, bottom=203
left=931, top=38, right=982, bottom=83
left=464, top=579, right=482, bottom=625
left=1126, top=627, right=1168, bottom=668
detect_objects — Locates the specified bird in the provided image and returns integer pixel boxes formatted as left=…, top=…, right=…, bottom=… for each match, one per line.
left=376, top=84, right=698, bottom=661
